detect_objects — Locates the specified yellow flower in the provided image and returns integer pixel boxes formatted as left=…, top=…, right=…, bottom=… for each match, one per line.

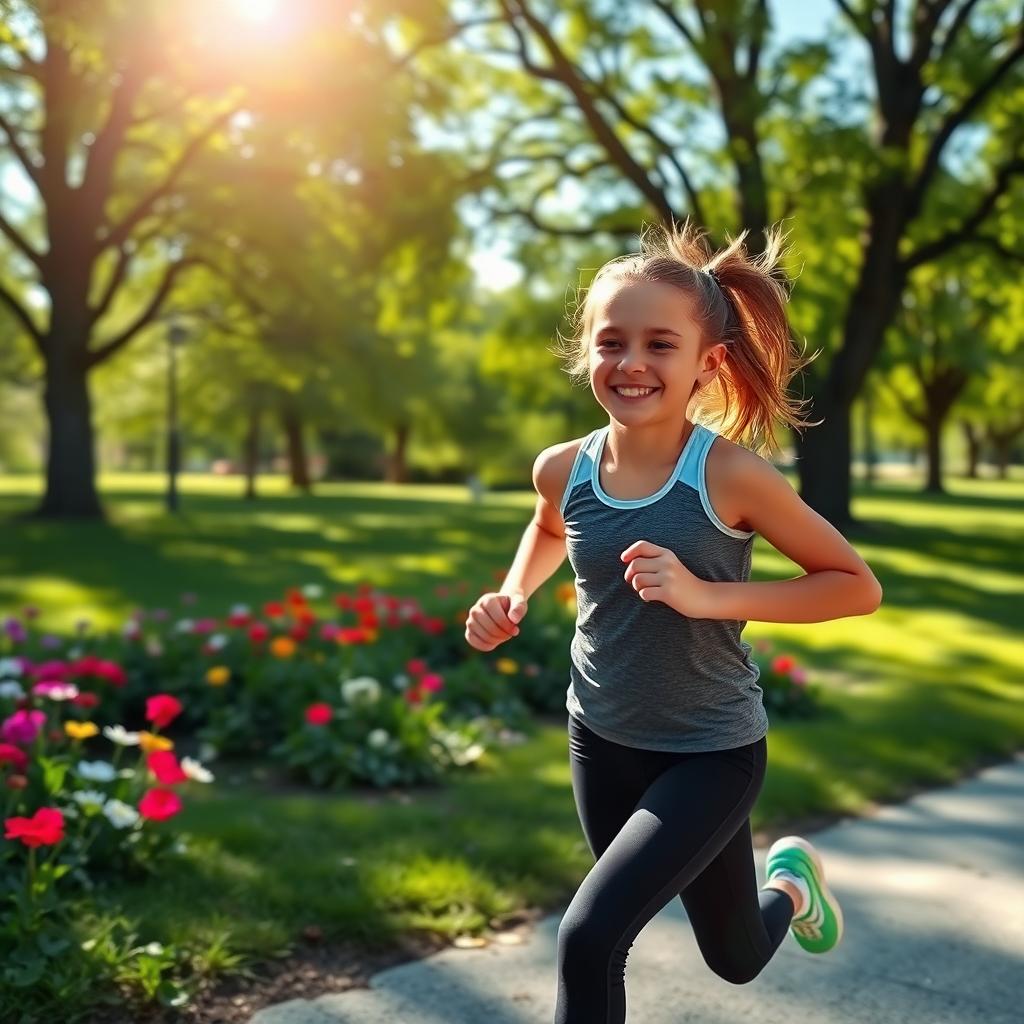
left=555, top=582, right=577, bottom=605
left=138, top=731, right=174, bottom=752
left=495, top=658, right=519, bottom=674
left=206, top=665, right=231, bottom=686
left=64, top=721, right=98, bottom=740
left=270, top=637, right=296, bottom=658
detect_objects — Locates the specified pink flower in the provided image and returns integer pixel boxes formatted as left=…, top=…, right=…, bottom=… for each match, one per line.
left=1, top=709, right=47, bottom=746
left=405, top=659, right=428, bottom=677
left=138, top=788, right=183, bottom=821
left=305, top=702, right=333, bottom=726
left=0, top=743, right=29, bottom=771
left=147, top=750, right=189, bottom=784
left=420, top=673, right=443, bottom=693
left=145, top=694, right=183, bottom=730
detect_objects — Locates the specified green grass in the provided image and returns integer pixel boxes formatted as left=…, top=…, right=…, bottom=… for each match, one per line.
left=2, top=469, right=1023, bottom=974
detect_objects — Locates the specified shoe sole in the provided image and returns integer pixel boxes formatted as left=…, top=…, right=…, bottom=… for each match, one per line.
left=766, top=835, right=844, bottom=953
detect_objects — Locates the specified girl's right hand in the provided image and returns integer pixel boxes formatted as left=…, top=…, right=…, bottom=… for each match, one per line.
left=464, top=591, right=528, bottom=652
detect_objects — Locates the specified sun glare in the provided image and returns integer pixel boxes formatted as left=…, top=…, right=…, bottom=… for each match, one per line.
left=229, top=0, right=282, bottom=23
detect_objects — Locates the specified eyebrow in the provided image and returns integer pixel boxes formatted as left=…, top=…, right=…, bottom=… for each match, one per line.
left=594, top=325, right=682, bottom=337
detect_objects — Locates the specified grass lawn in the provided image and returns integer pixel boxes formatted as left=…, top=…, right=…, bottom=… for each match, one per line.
left=1, top=468, right=1022, bottom=986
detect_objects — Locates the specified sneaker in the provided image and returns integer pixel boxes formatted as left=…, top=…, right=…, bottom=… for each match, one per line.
left=765, top=835, right=843, bottom=954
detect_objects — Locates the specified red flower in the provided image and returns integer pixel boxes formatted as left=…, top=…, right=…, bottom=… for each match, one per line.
left=0, top=743, right=28, bottom=772
left=138, top=788, right=183, bottom=821
left=145, top=694, right=183, bottom=730
left=288, top=624, right=310, bottom=642
left=305, top=702, right=333, bottom=726
left=404, top=685, right=423, bottom=705
left=771, top=656, right=796, bottom=674
left=227, top=609, right=251, bottom=627
left=4, top=807, right=65, bottom=847
left=420, top=673, right=443, bottom=693
left=263, top=601, right=285, bottom=619
left=406, top=659, right=428, bottom=677
left=248, top=622, right=269, bottom=643
left=147, top=750, right=188, bottom=784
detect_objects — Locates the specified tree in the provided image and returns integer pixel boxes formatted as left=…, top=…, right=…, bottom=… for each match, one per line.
left=396, top=0, right=1024, bottom=528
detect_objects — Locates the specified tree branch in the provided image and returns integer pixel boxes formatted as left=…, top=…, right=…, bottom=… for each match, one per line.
left=84, top=258, right=200, bottom=368
left=0, top=109, right=42, bottom=191
left=0, top=279, right=44, bottom=351
left=910, top=33, right=1024, bottom=206
left=0, top=209, right=44, bottom=272
left=97, top=106, right=239, bottom=252
left=903, top=156, right=1024, bottom=270
left=937, top=0, right=984, bottom=64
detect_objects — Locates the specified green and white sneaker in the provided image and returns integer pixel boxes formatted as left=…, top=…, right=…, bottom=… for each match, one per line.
left=765, top=835, right=844, bottom=954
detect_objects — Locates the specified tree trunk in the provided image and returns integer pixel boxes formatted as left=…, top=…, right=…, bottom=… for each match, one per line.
left=243, top=404, right=262, bottom=500
left=961, top=421, right=981, bottom=478
left=792, top=393, right=858, bottom=531
left=281, top=405, right=312, bottom=492
left=33, top=336, right=103, bottom=519
left=924, top=415, right=944, bottom=494
left=385, top=421, right=410, bottom=483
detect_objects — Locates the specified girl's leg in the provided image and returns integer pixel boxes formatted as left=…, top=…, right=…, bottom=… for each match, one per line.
left=678, top=814, right=795, bottom=984
left=556, top=720, right=768, bottom=1024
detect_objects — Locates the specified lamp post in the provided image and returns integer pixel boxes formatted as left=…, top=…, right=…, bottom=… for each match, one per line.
left=166, top=321, right=188, bottom=513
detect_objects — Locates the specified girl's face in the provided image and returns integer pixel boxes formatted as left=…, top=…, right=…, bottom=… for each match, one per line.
left=587, top=278, right=720, bottom=421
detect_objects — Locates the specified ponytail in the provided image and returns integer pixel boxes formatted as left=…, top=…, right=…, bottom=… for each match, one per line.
left=552, top=218, right=823, bottom=459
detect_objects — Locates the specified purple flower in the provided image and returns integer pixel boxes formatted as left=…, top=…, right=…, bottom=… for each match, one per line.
left=3, top=618, right=26, bottom=644
left=1, top=708, right=46, bottom=745
left=40, top=634, right=63, bottom=650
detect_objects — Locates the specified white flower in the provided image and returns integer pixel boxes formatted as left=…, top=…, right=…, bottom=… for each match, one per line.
left=198, top=742, right=219, bottom=762
left=142, top=942, right=164, bottom=956
left=230, top=603, right=250, bottom=617
left=302, top=584, right=323, bottom=599
left=175, top=618, right=194, bottom=633
left=117, top=768, right=136, bottom=779
left=207, top=633, right=228, bottom=650
left=72, top=789, right=107, bottom=810
left=68, top=645, right=83, bottom=657
left=391, top=673, right=409, bottom=690
left=122, top=620, right=142, bottom=637
left=0, top=680, right=25, bottom=699
left=181, top=756, right=214, bottom=783
left=102, top=799, right=140, bottom=829
left=367, top=728, right=391, bottom=749
left=451, top=743, right=485, bottom=766
left=0, top=657, right=23, bottom=679
left=103, top=725, right=141, bottom=746
left=340, top=676, right=381, bottom=705
left=35, top=682, right=79, bottom=701
left=145, top=639, right=164, bottom=657
left=76, top=760, right=117, bottom=782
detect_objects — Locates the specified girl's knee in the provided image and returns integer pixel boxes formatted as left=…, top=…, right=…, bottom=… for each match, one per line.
left=706, top=956, right=765, bottom=985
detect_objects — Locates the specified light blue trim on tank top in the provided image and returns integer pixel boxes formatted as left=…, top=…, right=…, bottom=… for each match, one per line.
left=560, top=421, right=755, bottom=540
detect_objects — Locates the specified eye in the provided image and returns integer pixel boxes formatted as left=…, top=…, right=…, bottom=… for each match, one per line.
left=598, top=340, right=673, bottom=349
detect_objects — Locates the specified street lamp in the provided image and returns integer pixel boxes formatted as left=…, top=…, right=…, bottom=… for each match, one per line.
left=166, top=321, right=188, bottom=513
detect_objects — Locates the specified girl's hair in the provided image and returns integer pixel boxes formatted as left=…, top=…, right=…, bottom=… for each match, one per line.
left=551, top=218, right=823, bottom=459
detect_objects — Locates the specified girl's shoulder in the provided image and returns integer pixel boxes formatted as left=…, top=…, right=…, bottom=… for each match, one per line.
left=532, top=434, right=592, bottom=532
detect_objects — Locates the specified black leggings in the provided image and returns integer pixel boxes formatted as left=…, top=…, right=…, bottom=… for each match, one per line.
left=555, top=713, right=795, bottom=1023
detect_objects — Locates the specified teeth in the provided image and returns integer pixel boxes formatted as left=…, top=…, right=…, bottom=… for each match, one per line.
left=615, top=386, right=656, bottom=396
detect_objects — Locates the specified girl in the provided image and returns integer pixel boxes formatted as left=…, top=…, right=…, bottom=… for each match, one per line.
left=464, top=219, right=883, bottom=1023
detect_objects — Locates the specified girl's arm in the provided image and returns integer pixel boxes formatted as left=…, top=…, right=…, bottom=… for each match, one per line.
left=702, top=449, right=883, bottom=624
left=499, top=445, right=571, bottom=601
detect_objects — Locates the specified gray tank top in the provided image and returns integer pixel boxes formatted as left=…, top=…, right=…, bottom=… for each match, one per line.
left=560, top=420, right=769, bottom=752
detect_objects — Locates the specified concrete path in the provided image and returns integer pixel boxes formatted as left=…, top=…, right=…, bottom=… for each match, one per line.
left=251, top=751, right=1024, bottom=1024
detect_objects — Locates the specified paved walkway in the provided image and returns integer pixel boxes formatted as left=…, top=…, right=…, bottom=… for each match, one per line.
left=251, top=751, right=1024, bottom=1023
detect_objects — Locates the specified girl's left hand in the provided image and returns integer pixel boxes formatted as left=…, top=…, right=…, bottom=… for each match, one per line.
left=621, top=540, right=714, bottom=618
